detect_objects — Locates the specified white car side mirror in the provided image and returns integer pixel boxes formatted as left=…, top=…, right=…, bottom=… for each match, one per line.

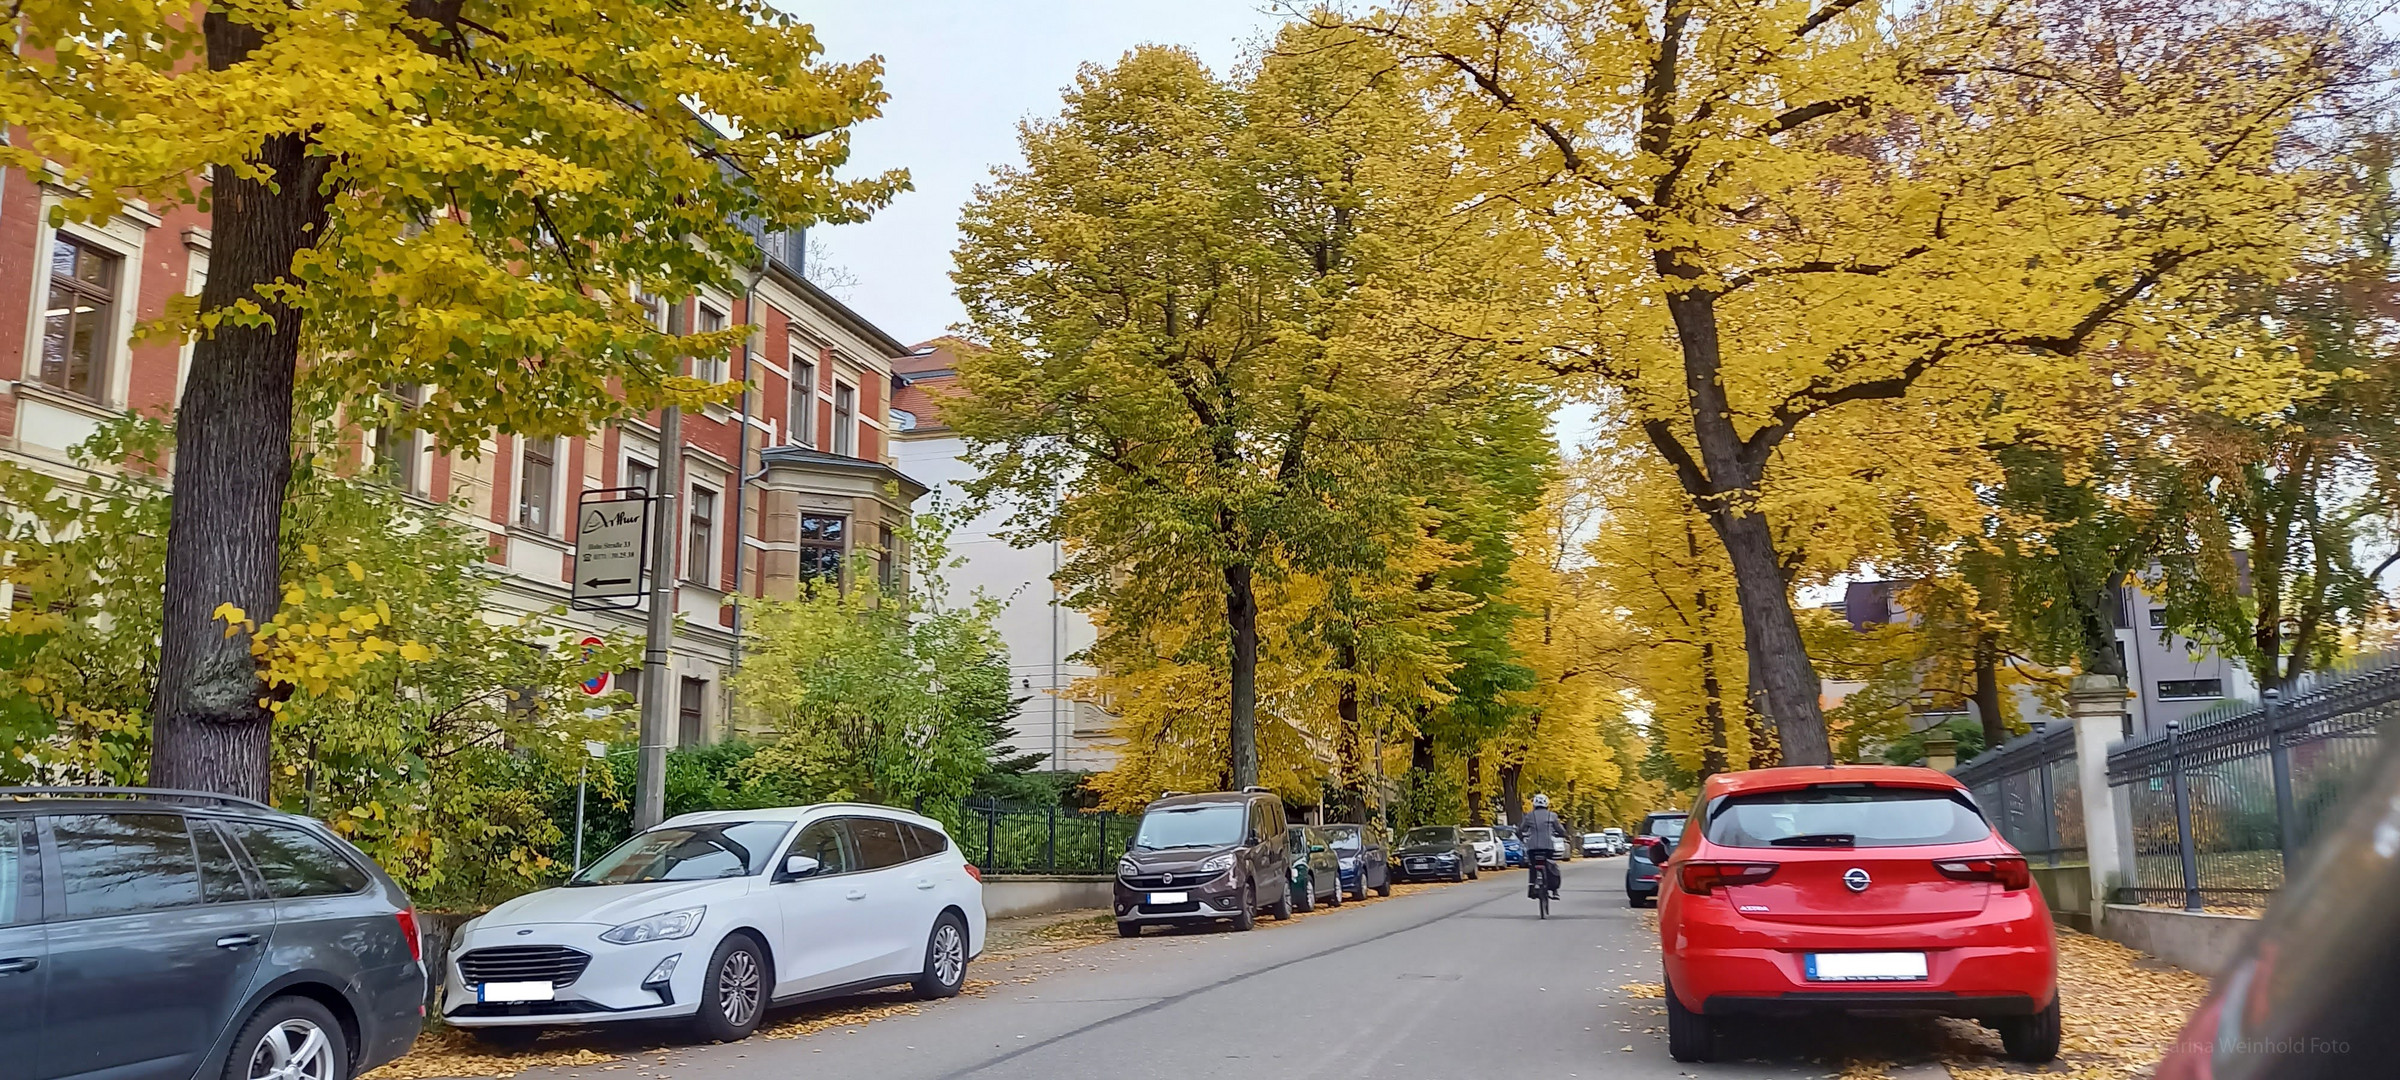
left=782, top=855, right=822, bottom=879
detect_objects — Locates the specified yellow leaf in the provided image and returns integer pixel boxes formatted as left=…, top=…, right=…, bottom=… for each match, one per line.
left=398, top=642, right=433, bottom=662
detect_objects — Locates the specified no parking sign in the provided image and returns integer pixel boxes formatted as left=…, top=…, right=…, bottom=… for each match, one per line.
left=579, top=635, right=611, bottom=696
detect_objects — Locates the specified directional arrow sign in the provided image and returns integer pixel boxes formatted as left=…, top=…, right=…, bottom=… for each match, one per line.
left=573, top=488, right=650, bottom=609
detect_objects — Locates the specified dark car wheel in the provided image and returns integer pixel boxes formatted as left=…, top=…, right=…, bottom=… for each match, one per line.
left=914, top=912, right=969, bottom=999
left=1272, top=878, right=1295, bottom=921
left=691, top=932, right=769, bottom=1042
left=227, top=996, right=350, bottom=1080
left=1664, top=977, right=1713, bottom=1062
left=1375, top=867, right=1392, bottom=897
left=1999, top=996, right=2062, bottom=1062
left=1233, top=880, right=1257, bottom=931
left=466, top=1026, right=543, bottom=1050
left=1294, top=874, right=1316, bottom=913
left=1326, top=879, right=1342, bottom=907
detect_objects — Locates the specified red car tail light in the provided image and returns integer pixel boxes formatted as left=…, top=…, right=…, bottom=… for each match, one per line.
left=964, top=863, right=983, bottom=883
left=1678, top=861, right=1778, bottom=894
left=1935, top=856, right=2032, bottom=890
left=395, top=908, right=422, bottom=962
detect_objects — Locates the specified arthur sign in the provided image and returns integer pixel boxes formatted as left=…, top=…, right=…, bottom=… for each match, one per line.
left=573, top=488, right=650, bottom=610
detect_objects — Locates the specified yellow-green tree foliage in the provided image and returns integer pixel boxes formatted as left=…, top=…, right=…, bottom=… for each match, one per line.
left=1330, top=0, right=2364, bottom=763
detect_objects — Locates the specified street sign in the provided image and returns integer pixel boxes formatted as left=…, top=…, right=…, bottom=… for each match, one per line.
left=573, top=487, right=650, bottom=611
left=577, top=635, right=611, bottom=696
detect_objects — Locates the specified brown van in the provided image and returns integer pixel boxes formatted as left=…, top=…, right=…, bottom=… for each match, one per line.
left=1113, top=789, right=1291, bottom=936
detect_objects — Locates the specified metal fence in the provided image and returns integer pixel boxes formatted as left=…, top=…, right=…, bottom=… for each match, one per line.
left=2105, top=654, right=2399, bottom=908
left=1949, top=652, right=2399, bottom=910
left=1952, top=722, right=2087, bottom=867
left=928, top=800, right=1133, bottom=876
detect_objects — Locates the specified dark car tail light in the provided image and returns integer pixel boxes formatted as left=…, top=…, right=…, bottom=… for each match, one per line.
left=395, top=908, right=422, bottom=962
left=1678, top=862, right=1778, bottom=894
left=1935, top=856, right=2031, bottom=890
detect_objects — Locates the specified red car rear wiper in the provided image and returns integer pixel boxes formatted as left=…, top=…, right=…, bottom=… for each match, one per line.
left=1767, top=833, right=1857, bottom=847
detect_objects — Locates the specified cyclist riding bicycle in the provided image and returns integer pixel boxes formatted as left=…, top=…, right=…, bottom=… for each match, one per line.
left=1520, top=793, right=1565, bottom=900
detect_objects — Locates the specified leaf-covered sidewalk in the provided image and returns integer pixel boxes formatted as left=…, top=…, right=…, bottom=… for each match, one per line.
left=1939, top=930, right=2213, bottom=1079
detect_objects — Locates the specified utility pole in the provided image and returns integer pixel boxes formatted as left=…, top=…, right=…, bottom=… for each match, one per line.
left=635, top=300, right=688, bottom=832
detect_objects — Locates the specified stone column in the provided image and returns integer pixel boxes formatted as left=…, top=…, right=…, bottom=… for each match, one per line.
left=1924, top=731, right=1959, bottom=773
left=2069, top=674, right=2137, bottom=927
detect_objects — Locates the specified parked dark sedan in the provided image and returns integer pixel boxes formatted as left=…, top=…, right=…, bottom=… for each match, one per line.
left=1285, top=826, right=1343, bottom=912
left=1390, top=825, right=1478, bottom=883
left=1624, top=809, right=1688, bottom=907
left=0, top=787, right=425, bottom=1080
left=1321, top=823, right=1391, bottom=900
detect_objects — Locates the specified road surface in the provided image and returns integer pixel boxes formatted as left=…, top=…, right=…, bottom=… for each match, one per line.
left=504, top=857, right=1962, bottom=1080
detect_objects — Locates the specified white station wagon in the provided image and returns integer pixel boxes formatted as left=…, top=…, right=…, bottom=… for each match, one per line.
left=442, top=803, right=985, bottom=1044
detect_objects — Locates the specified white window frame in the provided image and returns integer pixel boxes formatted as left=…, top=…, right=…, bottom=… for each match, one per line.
left=21, top=201, right=150, bottom=410
left=685, top=481, right=719, bottom=586
left=833, top=382, right=856, bottom=457
left=789, top=350, right=817, bottom=447
left=516, top=436, right=563, bottom=536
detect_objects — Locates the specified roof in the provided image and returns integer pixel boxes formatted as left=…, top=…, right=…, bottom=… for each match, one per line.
left=892, top=378, right=964, bottom=433
left=1699, top=764, right=1965, bottom=800
left=1144, top=790, right=1267, bottom=811
left=891, top=337, right=988, bottom=433
left=763, top=259, right=911, bottom=360
left=663, top=801, right=943, bottom=829
left=755, top=444, right=931, bottom=500
left=895, top=335, right=982, bottom=376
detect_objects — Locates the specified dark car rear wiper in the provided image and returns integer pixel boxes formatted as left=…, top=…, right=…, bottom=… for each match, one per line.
left=1768, top=833, right=1857, bottom=847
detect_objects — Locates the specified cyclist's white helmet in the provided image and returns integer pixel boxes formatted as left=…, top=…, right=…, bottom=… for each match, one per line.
left=1532, top=793, right=1549, bottom=809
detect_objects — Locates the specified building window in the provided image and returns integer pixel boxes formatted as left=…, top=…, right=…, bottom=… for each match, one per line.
left=624, top=457, right=656, bottom=496
left=800, top=514, right=845, bottom=584
left=695, top=303, right=728, bottom=383
left=687, top=485, right=718, bottom=585
left=2148, top=608, right=2168, bottom=629
left=833, top=383, right=856, bottom=456
left=2157, top=679, right=2224, bottom=700
left=677, top=677, right=706, bottom=746
left=40, top=236, right=120, bottom=400
left=790, top=358, right=816, bottom=445
left=877, top=523, right=898, bottom=591
left=518, top=438, right=558, bottom=534
left=371, top=386, right=425, bottom=496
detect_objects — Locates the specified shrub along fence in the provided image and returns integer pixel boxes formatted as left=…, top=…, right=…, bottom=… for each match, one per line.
left=1952, top=652, right=2398, bottom=911
left=923, top=799, right=1134, bottom=876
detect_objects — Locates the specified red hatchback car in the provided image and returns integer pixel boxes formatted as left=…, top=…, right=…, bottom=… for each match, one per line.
left=1654, top=765, right=2059, bottom=1064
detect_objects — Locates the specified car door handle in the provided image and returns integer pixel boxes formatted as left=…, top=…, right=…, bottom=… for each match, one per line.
left=845, top=889, right=867, bottom=901
left=215, top=934, right=260, bottom=949
left=0, top=957, right=35, bottom=975
left=914, top=879, right=936, bottom=890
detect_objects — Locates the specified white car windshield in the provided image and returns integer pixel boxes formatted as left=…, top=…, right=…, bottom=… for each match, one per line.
left=1462, top=828, right=1494, bottom=843
left=569, top=821, right=790, bottom=885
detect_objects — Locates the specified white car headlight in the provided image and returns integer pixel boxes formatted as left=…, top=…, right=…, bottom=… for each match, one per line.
left=1118, top=857, right=1141, bottom=878
left=1199, top=852, right=1236, bottom=874
left=600, top=907, right=706, bottom=945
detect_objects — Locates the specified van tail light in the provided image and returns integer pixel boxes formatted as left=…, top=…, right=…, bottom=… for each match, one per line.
left=1678, top=862, right=1778, bottom=894
left=1935, top=856, right=2032, bottom=891
left=964, top=863, right=983, bottom=883
left=395, top=908, right=423, bottom=962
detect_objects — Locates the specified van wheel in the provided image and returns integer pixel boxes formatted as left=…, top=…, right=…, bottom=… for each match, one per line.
left=1664, top=977, right=1713, bottom=1062
left=690, top=933, right=768, bottom=1042
left=914, top=912, right=969, bottom=1000
left=2000, top=996, right=2062, bottom=1062
left=466, top=1026, right=543, bottom=1051
left=1233, top=881, right=1256, bottom=931
left=1271, top=881, right=1294, bottom=921
left=227, top=996, right=351, bottom=1080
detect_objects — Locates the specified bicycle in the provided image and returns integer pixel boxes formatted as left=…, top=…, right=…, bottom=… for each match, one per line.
left=1527, top=850, right=1557, bottom=919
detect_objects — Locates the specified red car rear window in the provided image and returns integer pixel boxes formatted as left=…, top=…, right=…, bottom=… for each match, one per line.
left=1702, top=785, right=1991, bottom=848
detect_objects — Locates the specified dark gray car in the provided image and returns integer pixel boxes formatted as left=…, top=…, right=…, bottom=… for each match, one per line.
left=1624, top=810, right=1688, bottom=907
left=0, top=788, right=424, bottom=1080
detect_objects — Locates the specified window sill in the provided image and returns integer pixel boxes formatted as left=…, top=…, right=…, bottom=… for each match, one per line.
left=11, top=381, right=121, bottom=421
left=506, top=526, right=570, bottom=550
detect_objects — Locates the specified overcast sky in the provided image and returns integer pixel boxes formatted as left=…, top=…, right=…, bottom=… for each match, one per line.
left=775, top=1, right=1288, bottom=346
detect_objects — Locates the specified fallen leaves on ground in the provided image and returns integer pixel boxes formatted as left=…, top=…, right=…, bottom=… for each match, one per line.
left=1619, top=982, right=1665, bottom=998
left=359, top=1031, right=615, bottom=1080
left=1943, top=929, right=2211, bottom=1080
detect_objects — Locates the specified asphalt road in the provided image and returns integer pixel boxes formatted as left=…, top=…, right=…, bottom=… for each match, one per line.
left=509, top=857, right=1962, bottom=1080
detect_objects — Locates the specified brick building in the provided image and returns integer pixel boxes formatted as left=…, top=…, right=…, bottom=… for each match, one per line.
left=0, top=167, right=925, bottom=745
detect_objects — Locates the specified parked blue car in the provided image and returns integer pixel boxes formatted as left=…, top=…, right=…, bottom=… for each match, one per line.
left=1321, top=823, right=1392, bottom=900
left=1495, top=824, right=1526, bottom=867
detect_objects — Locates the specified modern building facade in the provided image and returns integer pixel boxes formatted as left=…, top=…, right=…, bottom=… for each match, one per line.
left=890, top=338, right=1117, bottom=771
left=1, top=167, right=923, bottom=746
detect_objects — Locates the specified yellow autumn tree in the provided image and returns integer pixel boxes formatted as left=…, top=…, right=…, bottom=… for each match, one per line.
left=1325, top=0, right=2371, bottom=765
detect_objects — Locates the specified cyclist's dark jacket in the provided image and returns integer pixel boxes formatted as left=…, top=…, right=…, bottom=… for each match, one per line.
left=1519, top=808, right=1565, bottom=854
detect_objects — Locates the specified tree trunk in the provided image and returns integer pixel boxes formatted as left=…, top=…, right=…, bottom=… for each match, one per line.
left=1336, top=638, right=1364, bottom=823
left=1707, top=507, right=1828, bottom=764
left=1498, top=761, right=1521, bottom=825
left=1972, top=630, right=2006, bottom=754
left=1698, top=632, right=1730, bottom=779
left=1743, top=648, right=1778, bottom=767
left=1465, top=753, right=1483, bottom=825
left=148, top=12, right=333, bottom=800
left=1224, top=561, right=1259, bottom=789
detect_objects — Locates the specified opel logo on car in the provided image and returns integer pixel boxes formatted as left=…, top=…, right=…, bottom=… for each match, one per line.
left=1843, top=867, right=1872, bottom=893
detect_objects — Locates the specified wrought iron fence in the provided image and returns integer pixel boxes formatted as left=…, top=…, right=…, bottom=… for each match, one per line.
left=1952, top=722, right=2087, bottom=867
left=922, top=799, right=1133, bottom=876
left=2104, top=654, right=2399, bottom=908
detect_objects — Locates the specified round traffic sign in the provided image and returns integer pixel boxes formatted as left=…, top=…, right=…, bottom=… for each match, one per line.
left=579, top=636, right=611, bottom=696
